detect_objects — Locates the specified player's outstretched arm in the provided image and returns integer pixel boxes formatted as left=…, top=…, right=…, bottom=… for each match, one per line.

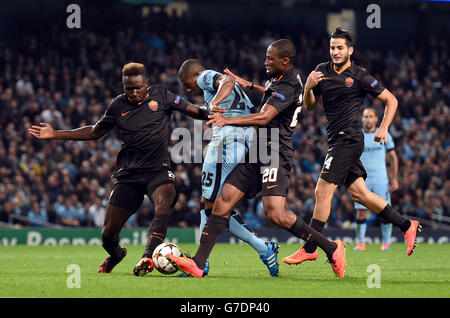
left=374, top=89, right=398, bottom=144
left=303, top=71, right=323, bottom=111
left=224, top=68, right=265, bottom=95
left=183, top=103, right=225, bottom=120
left=28, top=122, right=111, bottom=141
left=207, top=103, right=278, bottom=128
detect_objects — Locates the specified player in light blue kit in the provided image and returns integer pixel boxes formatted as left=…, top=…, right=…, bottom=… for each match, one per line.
left=177, top=59, right=279, bottom=276
left=354, top=108, right=399, bottom=251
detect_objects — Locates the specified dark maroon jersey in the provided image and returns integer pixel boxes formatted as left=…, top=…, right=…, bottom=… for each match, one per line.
left=313, top=61, right=385, bottom=146
left=97, top=84, right=188, bottom=177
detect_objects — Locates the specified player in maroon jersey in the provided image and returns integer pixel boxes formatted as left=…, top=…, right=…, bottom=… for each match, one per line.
left=28, top=62, right=223, bottom=275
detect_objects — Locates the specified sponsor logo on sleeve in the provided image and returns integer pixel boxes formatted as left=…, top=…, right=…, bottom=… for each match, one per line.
left=174, top=96, right=181, bottom=104
left=272, top=91, right=286, bottom=101
left=370, top=79, right=378, bottom=88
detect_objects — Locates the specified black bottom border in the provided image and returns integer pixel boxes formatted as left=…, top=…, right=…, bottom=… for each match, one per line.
left=0, top=298, right=440, bottom=315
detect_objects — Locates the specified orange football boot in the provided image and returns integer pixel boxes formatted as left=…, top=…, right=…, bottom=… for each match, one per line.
left=283, top=247, right=318, bottom=265
left=166, top=254, right=204, bottom=277
left=353, top=243, right=366, bottom=251
left=403, top=220, right=422, bottom=255
left=98, top=248, right=127, bottom=273
left=329, top=240, right=346, bottom=278
left=380, top=243, right=390, bottom=251
left=133, top=257, right=154, bottom=276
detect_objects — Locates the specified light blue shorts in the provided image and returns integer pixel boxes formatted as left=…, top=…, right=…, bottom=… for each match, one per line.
left=202, top=127, right=253, bottom=201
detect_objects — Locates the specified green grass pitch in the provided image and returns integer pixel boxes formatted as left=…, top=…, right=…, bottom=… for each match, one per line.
left=0, top=243, right=449, bottom=298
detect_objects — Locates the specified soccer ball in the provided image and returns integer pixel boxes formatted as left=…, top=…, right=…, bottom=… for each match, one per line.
left=152, top=242, right=183, bottom=274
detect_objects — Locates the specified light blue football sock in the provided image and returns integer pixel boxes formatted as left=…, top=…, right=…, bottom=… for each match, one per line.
left=177, top=208, right=209, bottom=276
left=381, top=222, right=392, bottom=244
left=198, top=209, right=209, bottom=266
left=229, top=211, right=268, bottom=255
left=356, top=221, right=367, bottom=245
left=199, top=209, right=208, bottom=240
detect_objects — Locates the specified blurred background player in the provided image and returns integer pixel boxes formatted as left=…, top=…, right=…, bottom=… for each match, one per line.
left=28, top=62, right=216, bottom=275
left=177, top=59, right=279, bottom=276
left=284, top=27, right=421, bottom=265
left=167, top=39, right=346, bottom=278
left=354, top=108, right=399, bottom=251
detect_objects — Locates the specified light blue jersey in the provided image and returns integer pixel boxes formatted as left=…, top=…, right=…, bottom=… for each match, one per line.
left=197, top=69, right=254, bottom=201
left=360, top=128, right=395, bottom=183
left=355, top=129, right=395, bottom=243
left=198, top=69, right=254, bottom=115
left=355, top=128, right=395, bottom=210
left=197, top=69, right=254, bottom=141
left=196, top=71, right=274, bottom=265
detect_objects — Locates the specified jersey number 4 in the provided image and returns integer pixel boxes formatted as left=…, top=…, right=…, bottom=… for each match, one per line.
left=324, top=156, right=333, bottom=170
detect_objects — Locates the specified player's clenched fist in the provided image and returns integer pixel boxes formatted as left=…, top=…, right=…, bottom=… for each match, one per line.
left=374, top=126, right=388, bottom=145
left=305, top=71, right=324, bottom=90
left=28, top=123, right=56, bottom=139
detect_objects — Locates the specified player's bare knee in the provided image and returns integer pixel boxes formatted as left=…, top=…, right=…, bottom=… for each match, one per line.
left=314, top=186, right=332, bottom=202
left=154, top=190, right=176, bottom=212
left=155, top=195, right=174, bottom=208
left=101, top=227, right=114, bottom=240
left=266, top=209, right=288, bottom=228
left=349, top=187, right=368, bottom=205
left=212, top=196, right=233, bottom=218
left=265, top=210, right=278, bottom=225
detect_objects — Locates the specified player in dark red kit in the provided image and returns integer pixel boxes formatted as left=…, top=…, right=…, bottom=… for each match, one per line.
left=284, top=27, right=421, bottom=265
left=28, top=62, right=222, bottom=276
left=166, top=39, right=347, bottom=278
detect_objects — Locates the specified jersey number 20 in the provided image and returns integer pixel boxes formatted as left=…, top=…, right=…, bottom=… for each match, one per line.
left=262, top=168, right=278, bottom=183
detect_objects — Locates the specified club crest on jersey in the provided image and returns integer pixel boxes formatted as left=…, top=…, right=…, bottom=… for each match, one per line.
left=272, top=91, right=286, bottom=101
left=345, top=77, right=354, bottom=87
left=148, top=100, right=158, bottom=111
left=168, top=171, right=175, bottom=181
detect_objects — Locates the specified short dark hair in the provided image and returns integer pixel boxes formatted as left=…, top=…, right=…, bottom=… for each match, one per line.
left=122, top=62, right=147, bottom=77
left=178, top=59, right=205, bottom=79
left=363, top=107, right=377, bottom=117
left=270, top=39, right=296, bottom=63
left=331, top=26, right=353, bottom=48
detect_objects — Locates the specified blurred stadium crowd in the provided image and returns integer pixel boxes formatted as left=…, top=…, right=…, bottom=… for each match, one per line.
left=0, top=13, right=448, bottom=229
